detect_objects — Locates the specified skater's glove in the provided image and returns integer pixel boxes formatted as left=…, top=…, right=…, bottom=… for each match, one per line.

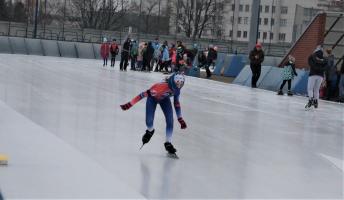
left=120, top=102, right=132, bottom=111
left=178, top=117, right=187, bottom=129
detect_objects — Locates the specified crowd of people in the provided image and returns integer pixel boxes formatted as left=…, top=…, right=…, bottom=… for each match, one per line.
left=248, top=42, right=344, bottom=108
left=100, top=37, right=218, bottom=77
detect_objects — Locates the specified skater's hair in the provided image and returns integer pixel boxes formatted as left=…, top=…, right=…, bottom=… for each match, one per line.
left=288, top=55, right=295, bottom=63
left=326, top=48, right=332, bottom=54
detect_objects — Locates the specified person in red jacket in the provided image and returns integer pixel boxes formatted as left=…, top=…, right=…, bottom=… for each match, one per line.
left=100, top=38, right=110, bottom=67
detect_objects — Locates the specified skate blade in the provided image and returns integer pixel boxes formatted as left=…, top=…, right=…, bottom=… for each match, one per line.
left=167, top=153, right=179, bottom=159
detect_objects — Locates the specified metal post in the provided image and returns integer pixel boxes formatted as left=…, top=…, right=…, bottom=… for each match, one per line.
left=62, top=0, right=66, bottom=40
left=175, top=0, right=179, bottom=42
left=138, top=0, right=142, bottom=42
left=33, top=0, right=39, bottom=38
left=248, top=0, right=260, bottom=52
left=43, top=0, right=47, bottom=39
left=157, top=0, right=161, bottom=37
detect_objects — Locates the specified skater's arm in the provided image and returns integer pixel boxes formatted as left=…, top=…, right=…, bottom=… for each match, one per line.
left=292, top=64, right=298, bottom=76
left=173, top=94, right=182, bottom=118
left=174, top=94, right=187, bottom=129
left=120, top=91, right=149, bottom=110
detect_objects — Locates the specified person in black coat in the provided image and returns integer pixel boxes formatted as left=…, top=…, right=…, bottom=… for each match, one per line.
left=143, top=41, right=154, bottom=72
left=305, top=46, right=328, bottom=109
left=120, top=38, right=131, bottom=71
left=205, top=45, right=218, bottom=78
left=249, top=43, right=265, bottom=88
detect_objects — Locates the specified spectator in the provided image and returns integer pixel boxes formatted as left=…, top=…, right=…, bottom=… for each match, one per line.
left=120, top=38, right=131, bottom=71
left=324, top=48, right=337, bottom=100
left=100, top=38, right=110, bottom=67
left=137, top=42, right=145, bottom=71
left=169, top=44, right=177, bottom=72
left=205, top=45, right=218, bottom=78
left=130, top=40, right=138, bottom=71
left=249, top=43, right=265, bottom=88
left=152, top=38, right=161, bottom=71
left=305, top=45, right=328, bottom=109
left=160, top=43, right=171, bottom=73
left=197, top=50, right=207, bottom=69
left=176, top=41, right=186, bottom=72
left=143, top=42, right=154, bottom=72
left=110, top=39, right=119, bottom=67
left=277, top=55, right=298, bottom=96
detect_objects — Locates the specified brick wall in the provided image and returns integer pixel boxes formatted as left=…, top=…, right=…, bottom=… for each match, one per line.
left=279, top=13, right=327, bottom=68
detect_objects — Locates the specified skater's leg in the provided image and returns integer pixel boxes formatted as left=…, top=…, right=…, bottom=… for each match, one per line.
left=313, top=76, right=323, bottom=101
left=287, top=79, right=292, bottom=91
left=159, top=98, right=174, bottom=143
left=250, top=64, right=257, bottom=87
left=146, top=97, right=157, bottom=131
left=280, top=80, right=287, bottom=90
left=307, top=76, right=316, bottom=99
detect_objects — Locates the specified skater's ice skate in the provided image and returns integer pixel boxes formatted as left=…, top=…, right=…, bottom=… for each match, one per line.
left=164, top=142, right=178, bottom=159
left=140, top=129, right=154, bottom=149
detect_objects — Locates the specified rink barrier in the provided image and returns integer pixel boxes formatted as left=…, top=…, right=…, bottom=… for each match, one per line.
left=232, top=65, right=251, bottom=85
left=0, top=36, right=12, bottom=54
left=25, top=38, right=44, bottom=56
left=223, top=54, right=247, bottom=77
left=9, top=37, right=27, bottom=55
left=213, top=53, right=227, bottom=76
left=58, top=41, right=77, bottom=58
left=92, top=43, right=102, bottom=59
left=0, top=36, right=103, bottom=60
left=234, top=65, right=309, bottom=95
left=75, top=43, right=95, bottom=59
left=41, top=40, right=60, bottom=57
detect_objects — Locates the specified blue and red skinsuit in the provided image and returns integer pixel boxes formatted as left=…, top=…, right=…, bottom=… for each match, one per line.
left=126, top=78, right=182, bottom=142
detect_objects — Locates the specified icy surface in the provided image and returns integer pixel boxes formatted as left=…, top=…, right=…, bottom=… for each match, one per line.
left=0, top=54, right=343, bottom=199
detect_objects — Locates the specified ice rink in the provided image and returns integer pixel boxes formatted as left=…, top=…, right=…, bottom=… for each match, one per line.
left=0, top=54, right=343, bottom=199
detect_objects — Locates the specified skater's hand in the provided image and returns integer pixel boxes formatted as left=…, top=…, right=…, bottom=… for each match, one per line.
left=120, top=102, right=132, bottom=111
left=178, top=117, right=187, bottom=129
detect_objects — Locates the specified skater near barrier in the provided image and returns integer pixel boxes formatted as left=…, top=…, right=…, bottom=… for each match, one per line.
left=277, top=55, right=298, bottom=96
left=100, top=38, right=110, bottom=67
left=110, top=39, right=119, bottom=67
left=305, top=46, right=328, bottom=110
left=120, top=73, right=187, bottom=158
left=120, top=38, right=131, bottom=71
left=249, top=43, right=265, bottom=88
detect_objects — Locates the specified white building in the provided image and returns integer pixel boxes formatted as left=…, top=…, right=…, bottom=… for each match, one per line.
left=225, top=0, right=324, bottom=44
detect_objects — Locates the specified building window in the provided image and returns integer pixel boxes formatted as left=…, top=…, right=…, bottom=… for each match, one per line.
left=243, top=31, right=248, bottom=38
left=237, top=31, right=242, bottom=38
left=270, top=32, right=274, bottom=40
left=232, top=4, right=235, bottom=11
left=279, top=33, right=286, bottom=41
left=259, top=5, right=262, bottom=12
left=244, top=17, right=248, bottom=24
left=258, top=32, right=261, bottom=39
left=272, top=6, right=276, bottom=13
left=271, top=18, right=275, bottom=25
left=238, top=17, right=242, bottom=24
left=230, top=16, right=234, bottom=24
left=265, top=5, right=269, bottom=13
left=245, top=5, right=250, bottom=12
left=229, top=30, right=233, bottom=37
left=281, top=6, right=288, bottom=14
left=280, top=19, right=287, bottom=26
left=239, top=4, right=243, bottom=11
left=264, top=18, right=269, bottom=25
left=259, top=18, right=261, bottom=25
left=263, top=32, right=267, bottom=40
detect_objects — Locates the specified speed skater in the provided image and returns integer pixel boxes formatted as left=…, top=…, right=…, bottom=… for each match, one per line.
left=120, top=73, right=187, bottom=155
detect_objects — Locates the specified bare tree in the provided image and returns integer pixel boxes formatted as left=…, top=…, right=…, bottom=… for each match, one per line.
left=171, top=0, right=227, bottom=40
left=67, top=0, right=129, bottom=30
